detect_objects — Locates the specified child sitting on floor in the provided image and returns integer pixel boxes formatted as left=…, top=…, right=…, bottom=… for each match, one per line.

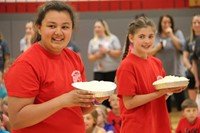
left=176, top=99, right=200, bottom=133
left=107, top=94, right=121, bottom=133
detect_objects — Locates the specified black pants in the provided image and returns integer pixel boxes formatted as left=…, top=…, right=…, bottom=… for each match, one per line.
left=94, top=70, right=116, bottom=108
left=166, top=91, right=186, bottom=112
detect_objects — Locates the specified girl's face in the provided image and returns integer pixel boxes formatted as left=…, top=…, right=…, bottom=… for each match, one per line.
left=25, top=22, right=34, bottom=36
left=94, top=21, right=105, bottom=37
left=192, top=16, right=200, bottom=35
left=129, top=26, right=155, bottom=58
left=109, top=95, right=119, bottom=109
left=183, top=107, right=198, bottom=124
left=161, top=16, right=172, bottom=33
left=97, top=109, right=105, bottom=125
left=37, top=10, right=73, bottom=54
left=83, top=113, right=95, bottom=130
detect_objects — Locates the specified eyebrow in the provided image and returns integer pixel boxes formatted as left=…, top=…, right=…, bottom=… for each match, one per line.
left=46, top=21, right=71, bottom=25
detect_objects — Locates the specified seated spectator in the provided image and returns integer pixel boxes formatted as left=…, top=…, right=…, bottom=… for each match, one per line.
left=0, top=71, right=7, bottom=99
left=96, top=105, right=114, bottom=133
left=0, top=112, right=9, bottom=133
left=108, top=94, right=121, bottom=133
left=0, top=97, right=10, bottom=132
left=0, top=98, right=10, bottom=133
left=83, top=110, right=106, bottom=133
left=176, top=99, right=200, bottom=133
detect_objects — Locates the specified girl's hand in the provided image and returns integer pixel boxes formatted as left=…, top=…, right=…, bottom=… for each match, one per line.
left=165, top=27, right=173, bottom=37
left=99, top=45, right=109, bottom=54
left=61, top=89, right=95, bottom=108
left=95, top=51, right=105, bottom=59
left=158, top=86, right=186, bottom=94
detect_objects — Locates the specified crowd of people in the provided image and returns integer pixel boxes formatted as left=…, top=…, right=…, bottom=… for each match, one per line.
left=0, top=1, right=200, bottom=133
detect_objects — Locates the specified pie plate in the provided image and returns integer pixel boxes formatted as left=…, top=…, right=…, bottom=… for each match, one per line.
left=153, top=76, right=189, bottom=90
left=71, top=80, right=117, bottom=97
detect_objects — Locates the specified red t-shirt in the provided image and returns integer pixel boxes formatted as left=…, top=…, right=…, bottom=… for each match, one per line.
left=4, top=43, right=86, bottom=133
left=176, top=117, right=200, bottom=133
left=116, top=54, right=171, bottom=133
left=107, top=110, right=121, bottom=133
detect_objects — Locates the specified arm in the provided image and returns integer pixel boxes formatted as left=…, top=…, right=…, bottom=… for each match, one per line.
left=87, top=40, right=104, bottom=62
left=122, top=91, right=165, bottom=110
left=192, top=60, right=199, bottom=89
left=170, top=34, right=182, bottom=51
left=148, top=42, right=163, bottom=56
left=8, top=89, right=94, bottom=129
left=168, top=29, right=184, bottom=51
left=183, top=51, right=192, bottom=70
left=123, top=87, right=185, bottom=110
left=107, top=49, right=121, bottom=58
left=88, top=52, right=105, bottom=62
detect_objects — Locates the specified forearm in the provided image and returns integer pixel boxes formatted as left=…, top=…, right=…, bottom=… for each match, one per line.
left=171, top=35, right=182, bottom=50
left=88, top=53, right=97, bottom=62
left=107, top=49, right=121, bottom=58
left=183, top=52, right=192, bottom=69
left=123, top=91, right=165, bottom=110
left=148, top=43, right=162, bottom=56
left=192, top=60, right=199, bottom=82
left=9, top=96, right=64, bottom=129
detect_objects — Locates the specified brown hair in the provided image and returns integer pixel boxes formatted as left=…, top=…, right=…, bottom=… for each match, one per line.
left=34, top=1, right=76, bottom=42
left=181, top=99, right=198, bottom=110
left=122, top=16, right=156, bottom=60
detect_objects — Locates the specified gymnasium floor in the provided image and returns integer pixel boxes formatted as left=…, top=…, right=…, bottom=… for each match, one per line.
left=169, top=108, right=182, bottom=133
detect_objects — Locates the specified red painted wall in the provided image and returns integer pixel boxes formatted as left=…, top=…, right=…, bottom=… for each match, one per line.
left=0, top=0, right=195, bottom=13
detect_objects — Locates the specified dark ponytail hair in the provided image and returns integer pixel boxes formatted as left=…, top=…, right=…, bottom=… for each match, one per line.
left=122, top=35, right=131, bottom=60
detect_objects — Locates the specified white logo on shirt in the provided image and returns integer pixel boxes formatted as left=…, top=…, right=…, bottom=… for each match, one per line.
left=71, top=70, right=82, bottom=82
left=157, top=75, right=163, bottom=80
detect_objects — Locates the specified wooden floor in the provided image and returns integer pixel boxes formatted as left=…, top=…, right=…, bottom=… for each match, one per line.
left=169, top=109, right=183, bottom=133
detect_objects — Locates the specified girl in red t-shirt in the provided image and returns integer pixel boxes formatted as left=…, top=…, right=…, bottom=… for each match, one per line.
left=4, top=1, right=107, bottom=133
left=116, top=16, right=186, bottom=133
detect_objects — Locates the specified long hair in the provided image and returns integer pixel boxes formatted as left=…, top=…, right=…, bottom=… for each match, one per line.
left=157, top=14, right=176, bottom=34
left=92, top=19, right=112, bottom=44
left=189, top=14, right=200, bottom=43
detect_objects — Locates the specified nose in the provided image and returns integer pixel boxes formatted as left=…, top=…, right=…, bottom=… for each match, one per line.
left=144, top=38, right=151, bottom=44
left=54, top=27, right=63, bottom=35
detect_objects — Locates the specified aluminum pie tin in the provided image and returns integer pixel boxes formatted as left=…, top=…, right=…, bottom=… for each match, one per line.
left=72, top=81, right=117, bottom=97
left=153, top=81, right=189, bottom=90
left=153, top=75, right=189, bottom=90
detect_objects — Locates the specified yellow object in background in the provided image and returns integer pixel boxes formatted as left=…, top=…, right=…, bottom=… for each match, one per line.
left=189, top=0, right=200, bottom=7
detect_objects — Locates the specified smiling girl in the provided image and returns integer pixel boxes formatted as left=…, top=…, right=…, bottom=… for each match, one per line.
left=4, top=1, right=103, bottom=133
left=116, top=16, right=185, bottom=133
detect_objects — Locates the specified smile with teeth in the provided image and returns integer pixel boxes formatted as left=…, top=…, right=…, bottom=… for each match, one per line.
left=142, top=45, right=150, bottom=49
left=52, top=38, right=63, bottom=41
